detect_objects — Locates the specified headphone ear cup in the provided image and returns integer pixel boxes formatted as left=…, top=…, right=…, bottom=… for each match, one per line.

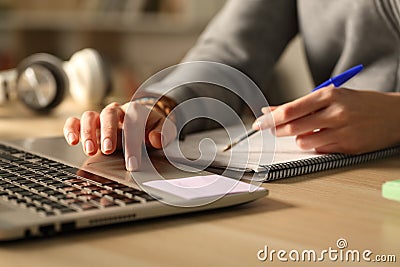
left=65, top=48, right=110, bottom=108
left=16, top=53, right=67, bottom=112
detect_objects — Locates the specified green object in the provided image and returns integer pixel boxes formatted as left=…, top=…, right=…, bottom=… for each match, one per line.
left=382, top=179, right=400, bottom=202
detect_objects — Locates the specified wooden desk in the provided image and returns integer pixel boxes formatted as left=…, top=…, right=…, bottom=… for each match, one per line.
left=1, top=102, right=399, bottom=267
left=0, top=98, right=86, bottom=140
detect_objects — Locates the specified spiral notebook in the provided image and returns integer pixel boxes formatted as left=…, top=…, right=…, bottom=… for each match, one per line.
left=162, top=125, right=400, bottom=181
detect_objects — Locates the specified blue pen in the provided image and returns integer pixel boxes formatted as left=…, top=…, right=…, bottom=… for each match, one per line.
left=223, top=64, right=364, bottom=151
left=312, top=64, right=363, bottom=92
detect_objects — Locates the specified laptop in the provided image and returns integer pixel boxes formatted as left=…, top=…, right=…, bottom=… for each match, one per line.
left=0, top=137, right=267, bottom=241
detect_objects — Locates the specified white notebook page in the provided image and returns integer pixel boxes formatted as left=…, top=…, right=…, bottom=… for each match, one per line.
left=161, top=125, right=321, bottom=172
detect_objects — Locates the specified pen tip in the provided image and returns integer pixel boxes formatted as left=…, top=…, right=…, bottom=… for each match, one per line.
left=222, top=145, right=231, bottom=152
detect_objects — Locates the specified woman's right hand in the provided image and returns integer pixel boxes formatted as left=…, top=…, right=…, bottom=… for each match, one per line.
left=63, top=101, right=177, bottom=171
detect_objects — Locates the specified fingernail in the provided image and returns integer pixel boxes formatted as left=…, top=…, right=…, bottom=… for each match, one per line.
left=261, top=107, right=269, bottom=113
left=68, top=133, right=76, bottom=144
left=85, top=140, right=95, bottom=154
left=252, top=115, right=273, bottom=130
left=252, top=118, right=265, bottom=130
left=103, top=138, right=112, bottom=152
left=126, top=156, right=138, bottom=171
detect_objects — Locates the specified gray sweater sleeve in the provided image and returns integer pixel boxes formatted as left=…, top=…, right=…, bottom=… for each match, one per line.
left=145, top=0, right=298, bottom=134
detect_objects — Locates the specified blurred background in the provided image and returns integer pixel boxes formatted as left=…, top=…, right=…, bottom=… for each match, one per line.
left=0, top=0, right=312, bottom=139
left=0, top=0, right=226, bottom=101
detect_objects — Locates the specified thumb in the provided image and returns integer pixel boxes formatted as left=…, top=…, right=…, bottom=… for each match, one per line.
left=148, top=117, right=177, bottom=149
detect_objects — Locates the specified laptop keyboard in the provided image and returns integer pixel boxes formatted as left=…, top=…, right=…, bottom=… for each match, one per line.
left=0, top=144, right=157, bottom=217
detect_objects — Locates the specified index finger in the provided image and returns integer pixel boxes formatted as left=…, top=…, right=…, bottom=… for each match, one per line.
left=271, top=85, right=335, bottom=128
left=255, top=85, right=336, bottom=129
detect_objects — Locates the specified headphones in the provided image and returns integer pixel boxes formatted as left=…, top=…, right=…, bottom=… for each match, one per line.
left=0, top=48, right=110, bottom=112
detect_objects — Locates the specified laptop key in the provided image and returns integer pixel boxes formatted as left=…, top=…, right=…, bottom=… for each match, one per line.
left=56, top=207, right=76, bottom=214
left=83, top=185, right=103, bottom=192
left=78, top=194, right=100, bottom=202
left=77, top=202, right=98, bottom=211
left=136, top=193, right=159, bottom=202
left=0, top=153, right=19, bottom=161
left=5, top=195, right=18, bottom=201
left=0, top=180, right=9, bottom=186
left=95, top=197, right=119, bottom=208
left=7, top=187, right=25, bottom=193
left=15, top=179, right=35, bottom=185
left=114, top=197, right=140, bottom=206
